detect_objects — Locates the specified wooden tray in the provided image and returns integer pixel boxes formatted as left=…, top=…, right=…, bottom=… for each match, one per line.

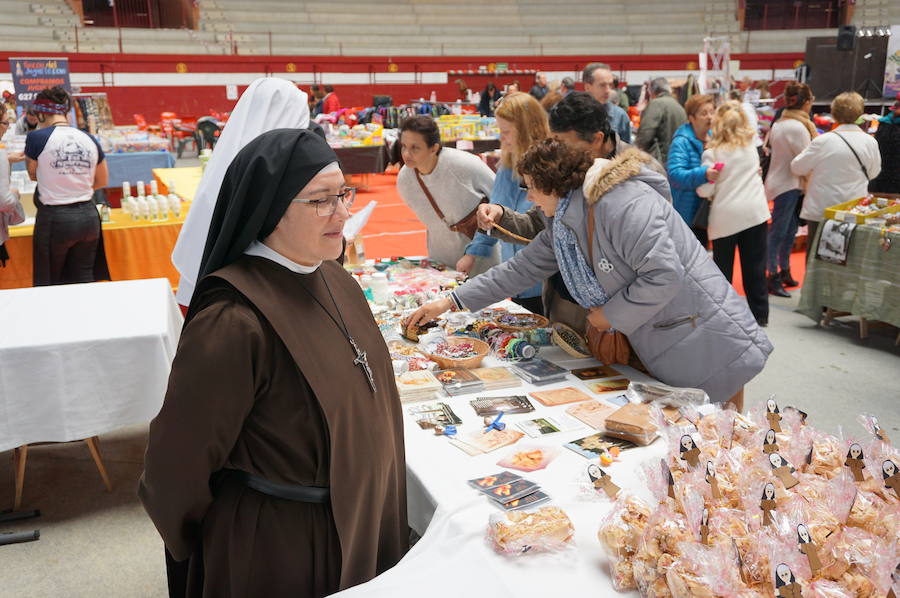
left=551, top=322, right=592, bottom=359
left=423, top=337, right=490, bottom=370
left=493, top=312, right=550, bottom=332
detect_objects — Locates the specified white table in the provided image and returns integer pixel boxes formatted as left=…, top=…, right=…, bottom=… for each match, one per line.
left=0, top=278, right=182, bottom=453
left=335, top=344, right=663, bottom=598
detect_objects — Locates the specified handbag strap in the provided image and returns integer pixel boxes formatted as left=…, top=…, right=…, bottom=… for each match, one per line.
left=587, top=203, right=596, bottom=265
left=833, top=132, right=869, bottom=179
left=413, top=168, right=448, bottom=223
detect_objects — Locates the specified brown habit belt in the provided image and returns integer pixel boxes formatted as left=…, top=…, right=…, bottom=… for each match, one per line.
left=217, top=469, right=330, bottom=503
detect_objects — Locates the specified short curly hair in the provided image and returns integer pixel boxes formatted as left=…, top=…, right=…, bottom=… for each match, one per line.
left=831, top=92, right=864, bottom=124
left=516, top=138, right=593, bottom=197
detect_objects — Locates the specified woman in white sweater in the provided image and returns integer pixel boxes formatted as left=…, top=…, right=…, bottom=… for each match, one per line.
left=791, top=92, right=881, bottom=249
left=396, top=115, right=499, bottom=275
left=698, top=101, right=771, bottom=326
left=0, top=117, right=26, bottom=267
left=764, top=82, right=816, bottom=297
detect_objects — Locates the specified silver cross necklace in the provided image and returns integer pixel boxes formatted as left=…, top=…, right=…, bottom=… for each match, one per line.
left=296, top=270, right=377, bottom=394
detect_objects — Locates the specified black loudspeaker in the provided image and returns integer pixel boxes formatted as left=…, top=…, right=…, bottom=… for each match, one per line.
left=837, top=25, right=856, bottom=51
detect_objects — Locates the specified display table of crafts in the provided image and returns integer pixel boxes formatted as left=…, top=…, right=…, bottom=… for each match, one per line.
left=797, top=223, right=900, bottom=332
left=0, top=278, right=182, bottom=507
left=336, top=345, right=663, bottom=598
left=335, top=262, right=900, bottom=597
left=1, top=206, right=190, bottom=290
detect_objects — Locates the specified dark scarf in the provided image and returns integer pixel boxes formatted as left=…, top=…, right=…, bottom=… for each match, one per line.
left=197, top=128, right=337, bottom=282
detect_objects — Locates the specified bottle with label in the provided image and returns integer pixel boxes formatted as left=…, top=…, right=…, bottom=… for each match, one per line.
left=135, top=180, right=149, bottom=220
left=167, top=180, right=182, bottom=219
left=121, top=181, right=133, bottom=218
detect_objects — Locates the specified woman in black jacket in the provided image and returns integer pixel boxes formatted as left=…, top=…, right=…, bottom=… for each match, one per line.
left=479, top=83, right=500, bottom=117
left=869, top=100, right=900, bottom=193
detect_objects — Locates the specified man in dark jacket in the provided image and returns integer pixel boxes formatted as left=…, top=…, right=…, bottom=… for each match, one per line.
left=869, top=100, right=900, bottom=193
left=475, top=92, right=668, bottom=332
left=635, top=77, right=687, bottom=164
left=529, top=72, right=549, bottom=101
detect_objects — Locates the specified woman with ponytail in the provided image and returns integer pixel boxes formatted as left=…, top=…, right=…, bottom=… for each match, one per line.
left=764, top=82, right=815, bottom=298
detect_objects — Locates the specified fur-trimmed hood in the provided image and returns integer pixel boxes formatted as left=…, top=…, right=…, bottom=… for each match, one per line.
left=583, top=147, right=671, bottom=205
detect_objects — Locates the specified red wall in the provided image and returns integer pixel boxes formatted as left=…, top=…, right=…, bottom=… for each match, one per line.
left=2, top=51, right=804, bottom=124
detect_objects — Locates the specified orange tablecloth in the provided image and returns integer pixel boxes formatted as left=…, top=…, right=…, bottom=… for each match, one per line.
left=1, top=207, right=188, bottom=290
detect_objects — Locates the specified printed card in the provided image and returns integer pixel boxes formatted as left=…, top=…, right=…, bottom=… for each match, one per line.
left=586, top=378, right=631, bottom=394
left=529, top=386, right=593, bottom=407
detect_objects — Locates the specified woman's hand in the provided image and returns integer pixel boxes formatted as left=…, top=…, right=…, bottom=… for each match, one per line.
left=477, top=203, right=504, bottom=231
left=587, top=306, right=612, bottom=330
left=405, top=297, right=453, bottom=329
left=455, top=254, right=476, bottom=276
left=706, top=166, right=721, bottom=182
left=7, top=151, right=24, bottom=164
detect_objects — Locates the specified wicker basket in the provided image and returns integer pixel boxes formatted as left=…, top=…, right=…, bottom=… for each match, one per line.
left=493, top=313, right=550, bottom=333
left=551, top=322, right=592, bottom=359
left=423, top=337, right=490, bottom=370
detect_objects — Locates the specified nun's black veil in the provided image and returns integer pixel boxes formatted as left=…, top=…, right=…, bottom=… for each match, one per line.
left=196, top=128, right=337, bottom=284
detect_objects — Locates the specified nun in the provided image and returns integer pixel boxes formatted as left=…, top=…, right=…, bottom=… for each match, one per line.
left=171, top=77, right=317, bottom=308
left=139, top=129, right=408, bottom=597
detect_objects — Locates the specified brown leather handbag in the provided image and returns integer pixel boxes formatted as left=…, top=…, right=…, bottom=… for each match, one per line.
left=414, top=169, right=485, bottom=240
left=584, top=203, right=632, bottom=366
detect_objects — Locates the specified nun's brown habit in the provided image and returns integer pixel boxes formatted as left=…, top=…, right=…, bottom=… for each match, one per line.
left=139, top=129, right=408, bottom=597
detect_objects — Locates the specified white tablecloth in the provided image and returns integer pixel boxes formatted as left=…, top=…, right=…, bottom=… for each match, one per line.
left=0, top=278, right=182, bottom=452
left=335, top=344, right=663, bottom=598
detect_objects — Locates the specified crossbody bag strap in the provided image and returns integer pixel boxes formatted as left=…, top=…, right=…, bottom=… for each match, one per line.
left=833, top=132, right=869, bottom=179
left=587, top=203, right=596, bottom=266
left=413, top=168, right=448, bottom=223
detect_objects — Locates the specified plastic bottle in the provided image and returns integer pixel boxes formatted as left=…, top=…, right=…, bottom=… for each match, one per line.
left=369, top=272, right=390, bottom=304
left=167, top=180, right=182, bottom=218
left=430, top=90, right=437, bottom=102
left=121, top=181, right=133, bottom=217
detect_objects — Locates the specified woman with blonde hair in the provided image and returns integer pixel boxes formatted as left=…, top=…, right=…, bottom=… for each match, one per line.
left=456, top=91, right=549, bottom=312
left=791, top=91, right=881, bottom=248
left=697, top=101, right=771, bottom=326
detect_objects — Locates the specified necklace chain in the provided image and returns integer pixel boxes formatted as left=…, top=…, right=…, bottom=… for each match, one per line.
left=294, top=270, right=377, bottom=394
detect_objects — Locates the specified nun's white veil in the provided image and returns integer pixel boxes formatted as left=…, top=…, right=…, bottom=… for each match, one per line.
left=171, top=77, right=310, bottom=305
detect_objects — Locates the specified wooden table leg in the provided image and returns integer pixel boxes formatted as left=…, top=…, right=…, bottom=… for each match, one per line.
left=13, top=445, right=27, bottom=510
left=859, top=317, right=869, bottom=339
left=85, top=436, right=113, bottom=492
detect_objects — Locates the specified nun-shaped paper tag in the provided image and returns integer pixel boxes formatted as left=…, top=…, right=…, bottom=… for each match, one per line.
left=774, top=563, right=803, bottom=598
left=796, top=523, right=822, bottom=574
left=844, top=443, right=867, bottom=482
left=678, top=433, right=701, bottom=468
left=700, top=507, right=710, bottom=545
left=760, top=481, right=777, bottom=526
left=884, top=459, right=900, bottom=498
left=763, top=428, right=779, bottom=454
left=662, top=459, right=676, bottom=500
left=769, top=453, right=800, bottom=489
left=704, top=461, right=722, bottom=500
left=766, top=397, right=783, bottom=433
left=587, top=464, right=620, bottom=499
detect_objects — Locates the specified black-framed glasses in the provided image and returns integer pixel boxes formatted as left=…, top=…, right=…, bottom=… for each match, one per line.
left=292, top=186, right=356, bottom=217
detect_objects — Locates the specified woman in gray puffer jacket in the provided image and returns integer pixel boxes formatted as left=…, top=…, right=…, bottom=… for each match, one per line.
left=407, top=140, right=772, bottom=405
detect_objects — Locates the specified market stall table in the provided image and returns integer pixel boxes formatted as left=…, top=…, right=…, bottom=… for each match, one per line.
left=0, top=278, right=182, bottom=507
left=334, top=145, right=390, bottom=175
left=334, top=341, right=660, bottom=598
left=797, top=223, right=900, bottom=333
left=153, top=166, right=202, bottom=201
left=12, top=151, right=175, bottom=189
left=1, top=207, right=189, bottom=290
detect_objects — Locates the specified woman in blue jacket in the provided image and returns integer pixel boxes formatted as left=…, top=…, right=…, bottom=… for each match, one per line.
left=666, top=94, right=718, bottom=247
left=456, top=92, right=548, bottom=314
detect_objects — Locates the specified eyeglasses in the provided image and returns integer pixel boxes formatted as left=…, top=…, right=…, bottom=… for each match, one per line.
left=292, top=186, right=356, bottom=217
